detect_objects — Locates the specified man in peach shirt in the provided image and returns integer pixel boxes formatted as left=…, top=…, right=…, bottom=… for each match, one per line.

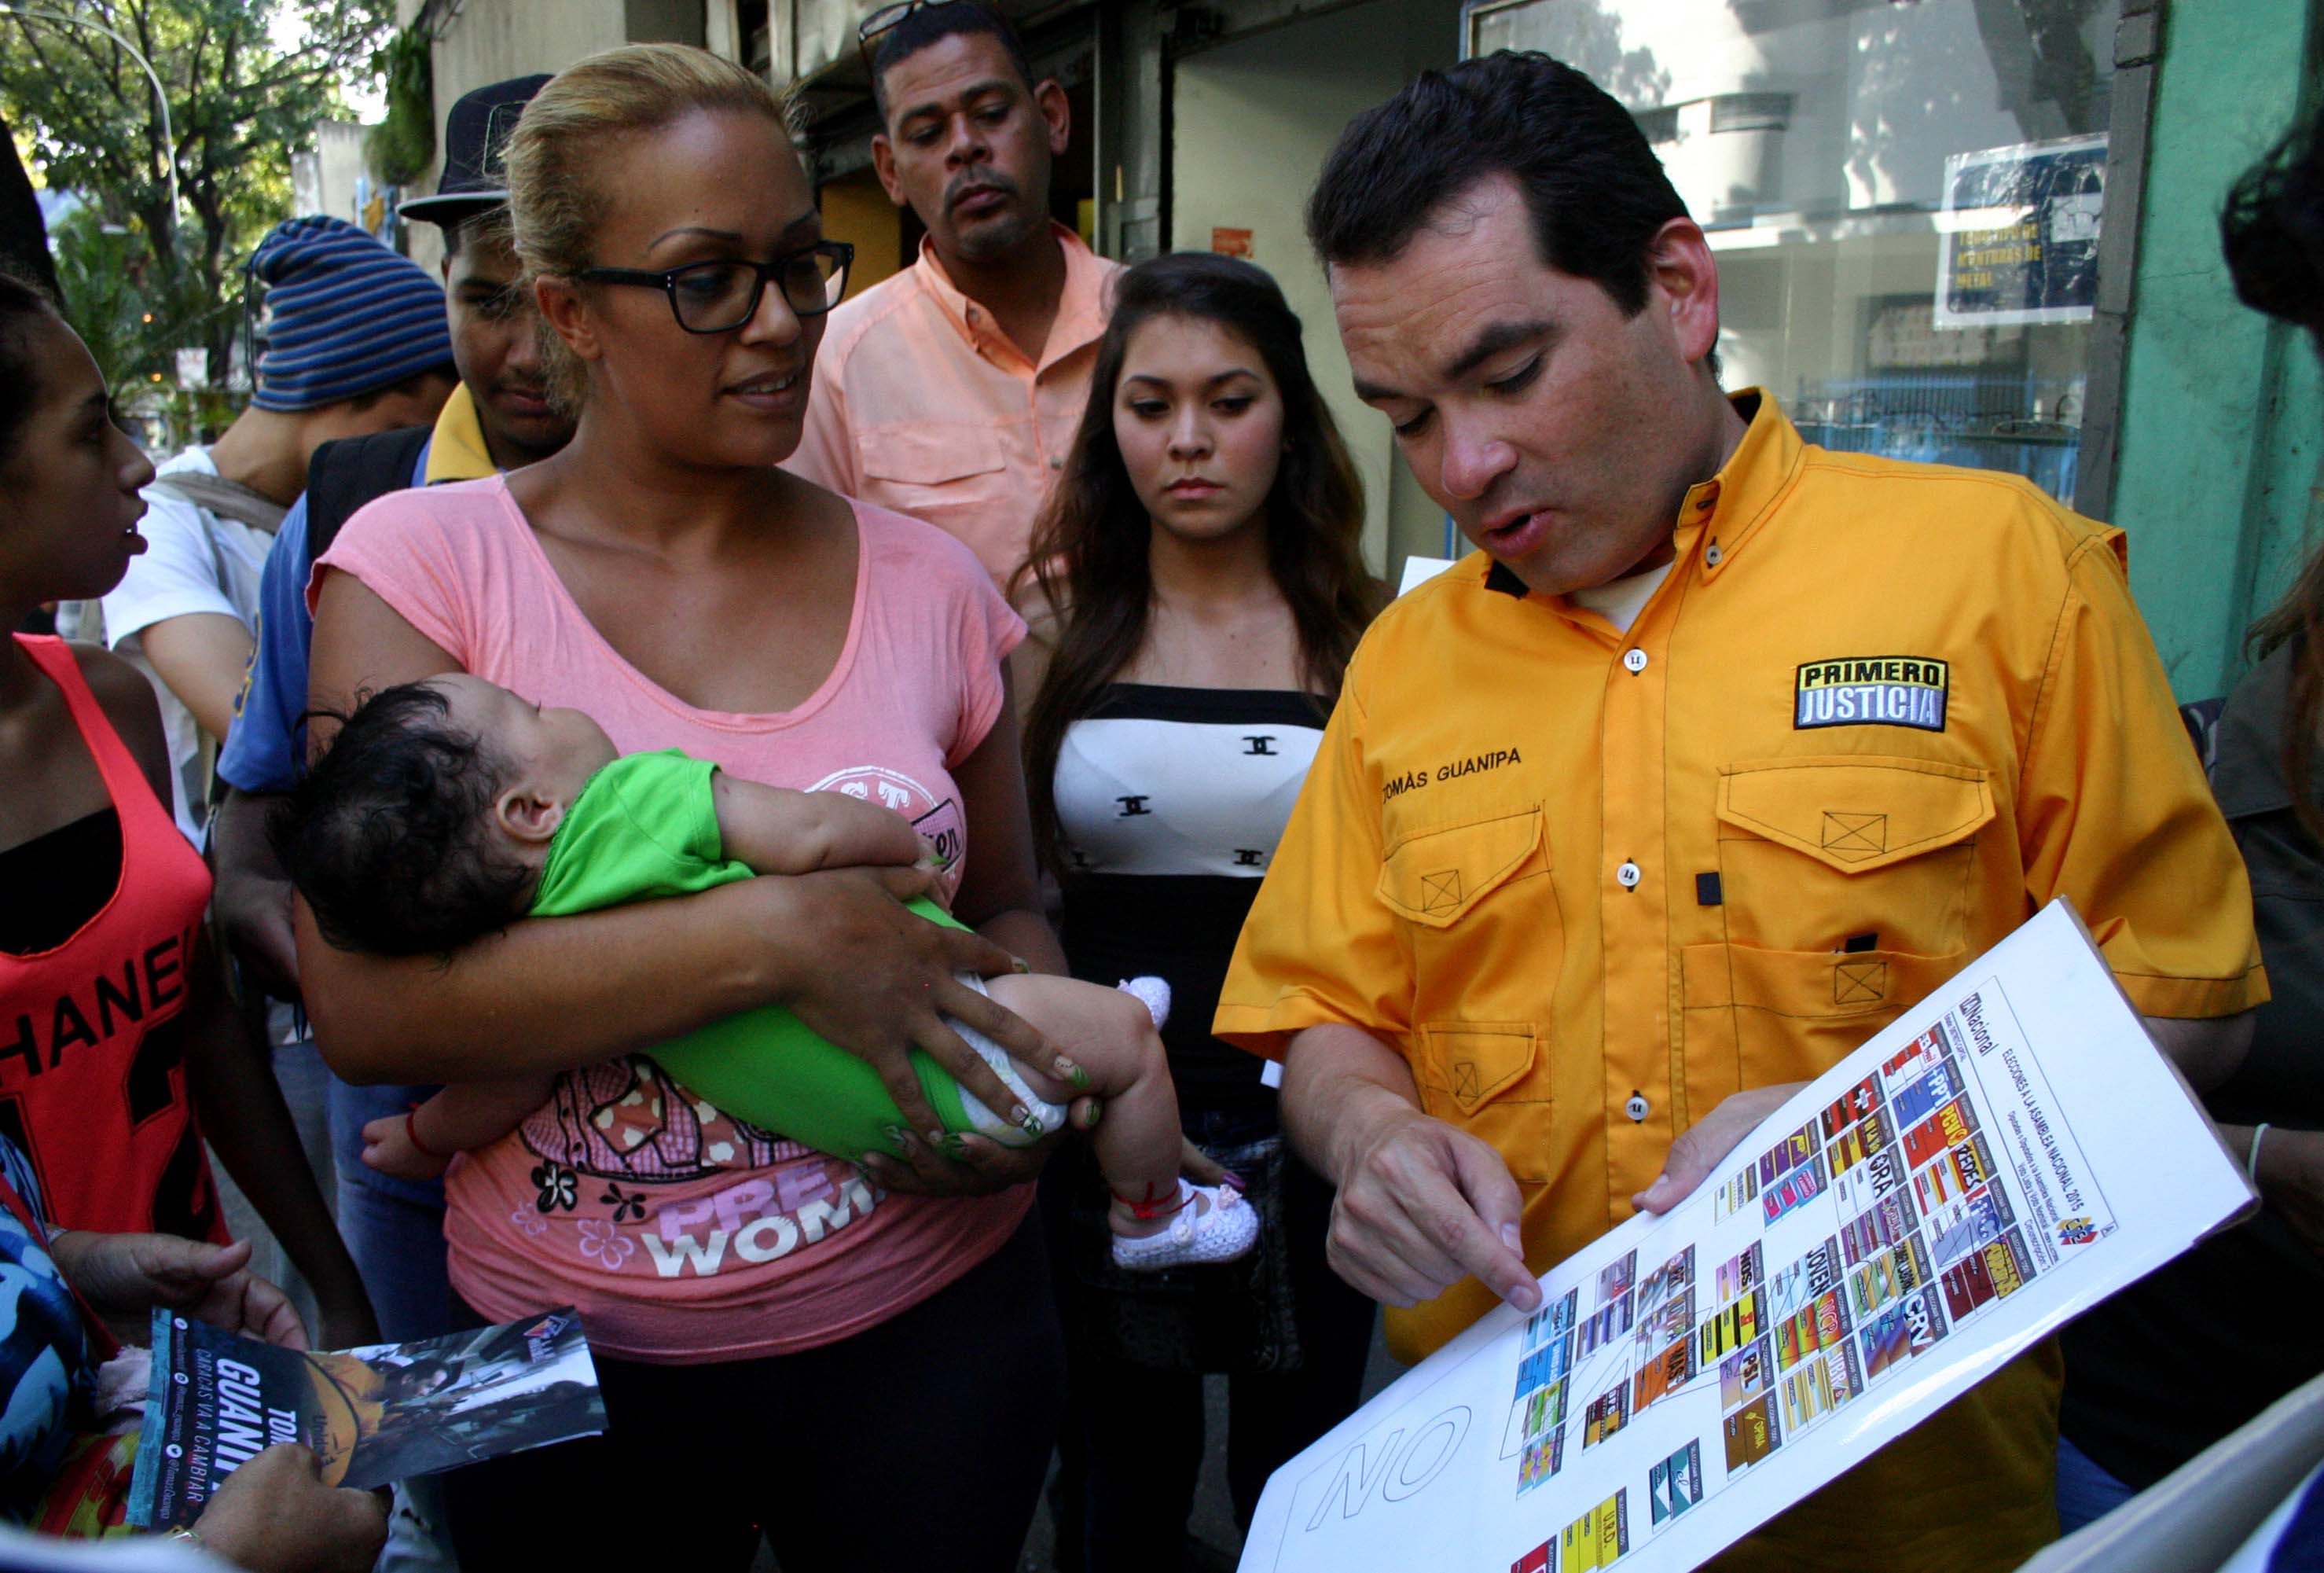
left=787, top=2, right=1118, bottom=585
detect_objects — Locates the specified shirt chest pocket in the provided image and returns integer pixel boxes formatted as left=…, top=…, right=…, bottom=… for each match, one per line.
left=857, top=425, right=1008, bottom=512
left=1683, top=757, right=1994, bottom=1099
left=1713, top=756, right=1993, bottom=961
left=1377, top=805, right=1559, bottom=1178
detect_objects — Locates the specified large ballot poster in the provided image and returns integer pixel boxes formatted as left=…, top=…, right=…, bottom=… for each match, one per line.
left=1239, top=902, right=2256, bottom=1572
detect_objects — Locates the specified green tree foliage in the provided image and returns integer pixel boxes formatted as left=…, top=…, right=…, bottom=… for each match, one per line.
left=365, top=23, right=430, bottom=186
left=49, top=204, right=160, bottom=388
left=0, top=0, right=395, bottom=382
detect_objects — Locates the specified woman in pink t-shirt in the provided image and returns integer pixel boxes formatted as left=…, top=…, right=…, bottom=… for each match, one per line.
left=299, top=46, right=1077, bottom=1571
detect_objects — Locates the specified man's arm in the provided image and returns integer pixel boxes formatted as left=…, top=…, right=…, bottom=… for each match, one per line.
left=2146, top=1010, right=2255, bottom=1093
left=1281, top=1022, right=1539, bottom=1311
left=212, top=499, right=317, bottom=1001
left=98, top=488, right=254, bottom=740
left=2217, top=1121, right=2324, bottom=1257
left=138, top=611, right=255, bottom=742
left=211, top=786, right=300, bottom=1002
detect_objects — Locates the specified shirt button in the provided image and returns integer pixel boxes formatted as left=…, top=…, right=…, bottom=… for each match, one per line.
left=1616, top=860, right=1642, bottom=889
left=1625, top=1093, right=1650, bottom=1123
left=1049, top=456, right=1063, bottom=469
left=1705, top=542, right=1725, bottom=567
left=1622, top=649, right=1648, bottom=674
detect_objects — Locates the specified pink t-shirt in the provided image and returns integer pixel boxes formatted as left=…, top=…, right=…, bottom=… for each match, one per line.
left=314, top=476, right=1029, bottom=1363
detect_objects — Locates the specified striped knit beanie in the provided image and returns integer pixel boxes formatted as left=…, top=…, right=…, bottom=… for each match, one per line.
left=247, top=215, right=453, bottom=412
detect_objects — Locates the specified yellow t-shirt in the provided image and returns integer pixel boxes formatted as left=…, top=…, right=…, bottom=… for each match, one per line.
left=1216, top=392, right=2264, bottom=1570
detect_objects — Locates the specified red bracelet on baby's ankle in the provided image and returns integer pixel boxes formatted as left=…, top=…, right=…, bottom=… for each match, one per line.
left=406, top=1107, right=448, bottom=1161
left=1111, top=1181, right=1190, bottom=1221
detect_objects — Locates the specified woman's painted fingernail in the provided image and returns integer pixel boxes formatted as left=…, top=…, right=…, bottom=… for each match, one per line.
left=1083, top=1100, right=1103, bottom=1127
left=923, top=1129, right=945, bottom=1147
left=941, top=1134, right=970, bottom=1159
left=1012, top=956, right=1033, bottom=974
left=1222, top=1171, right=1246, bottom=1190
left=1055, top=1057, right=1090, bottom=1090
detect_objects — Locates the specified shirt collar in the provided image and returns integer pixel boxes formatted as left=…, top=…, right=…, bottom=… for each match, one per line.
left=912, top=221, right=1112, bottom=373
left=1480, top=388, right=1800, bottom=601
left=421, top=383, right=497, bottom=484
left=1680, top=388, right=1802, bottom=581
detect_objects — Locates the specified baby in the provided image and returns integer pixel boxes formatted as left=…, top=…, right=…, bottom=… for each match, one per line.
left=273, top=673, right=1253, bottom=1270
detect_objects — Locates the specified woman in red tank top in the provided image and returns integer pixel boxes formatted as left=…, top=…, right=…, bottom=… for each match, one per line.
left=0, top=273, right=372, bottom=1347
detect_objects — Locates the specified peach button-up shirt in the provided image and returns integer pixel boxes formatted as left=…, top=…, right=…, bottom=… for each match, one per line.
left=788, top=222, right=1119, bottom=584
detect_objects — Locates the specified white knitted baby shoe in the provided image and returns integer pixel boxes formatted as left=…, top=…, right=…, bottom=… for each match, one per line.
left=1118, top=975, right=1172, bottom=1028
left=1111, top=1179, right=1258, bottom=1272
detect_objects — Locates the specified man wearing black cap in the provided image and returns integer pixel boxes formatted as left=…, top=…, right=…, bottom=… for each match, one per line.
left=209, top=72, right=575, bottom=1349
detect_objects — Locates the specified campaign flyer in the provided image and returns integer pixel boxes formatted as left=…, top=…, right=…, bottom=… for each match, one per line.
left=127, top=1307, right=604, bottom=1529
left=1238, top=902, right=2258, bottom=1573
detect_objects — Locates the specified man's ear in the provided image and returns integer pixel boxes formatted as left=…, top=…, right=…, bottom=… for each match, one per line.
left=1645, top=217, right=1721, bottom=370
left=495, top=786, right=569, bottom=846
left=534, top=275, right=601, bottom=367
left=1036, top=77, right=1070, bottom=157
left=872, top=132, right=905, bottom=207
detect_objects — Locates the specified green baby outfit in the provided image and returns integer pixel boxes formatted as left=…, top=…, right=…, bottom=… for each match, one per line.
left=534, top=749, right=1037, bottom=1159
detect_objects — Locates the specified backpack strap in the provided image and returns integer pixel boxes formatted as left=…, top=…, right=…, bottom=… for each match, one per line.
left=146, top=472, right=289, bottom=535
left=303, top=424, right=437, bottom=570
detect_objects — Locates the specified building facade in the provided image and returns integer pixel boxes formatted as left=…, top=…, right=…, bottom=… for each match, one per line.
left=396, top=0, right=2323, bottom=698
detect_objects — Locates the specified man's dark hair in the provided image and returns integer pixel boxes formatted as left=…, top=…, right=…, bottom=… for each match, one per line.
left=272, top=682, right=537, bottom=957
left=871, top=2, right=1037, bottom=125
left=441, top=208, right=498, bottom=261
left=2223, top=109, right=2324, bottom=336
left=2227, top=105, right=2324, bottom=847
left=1307, top=51, right=1690, bottom=318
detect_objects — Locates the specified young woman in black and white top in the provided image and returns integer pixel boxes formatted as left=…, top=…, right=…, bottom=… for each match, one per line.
left=1015, top=252, right=1381, bottom=1569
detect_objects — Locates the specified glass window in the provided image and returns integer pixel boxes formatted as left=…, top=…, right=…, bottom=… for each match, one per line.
left=1467, top=0, right=2121, bottom=509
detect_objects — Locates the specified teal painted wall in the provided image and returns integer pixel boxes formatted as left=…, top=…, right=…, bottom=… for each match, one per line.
left=2114, top=0, right=2324, bottom=700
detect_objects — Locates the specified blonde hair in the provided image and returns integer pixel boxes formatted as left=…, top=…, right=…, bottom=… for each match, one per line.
left=504, top=43, right=798, bottom=410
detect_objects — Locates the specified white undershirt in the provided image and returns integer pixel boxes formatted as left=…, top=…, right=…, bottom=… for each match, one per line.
left=1567, top=560, right=1675, bottom=635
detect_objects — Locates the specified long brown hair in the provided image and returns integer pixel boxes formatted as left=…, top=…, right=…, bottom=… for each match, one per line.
left=1016, top=252, right=1376, bottom=869
left=2230, top=108, right=2324, bottom=839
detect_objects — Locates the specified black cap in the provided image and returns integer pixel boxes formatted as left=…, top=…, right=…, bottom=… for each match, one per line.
left=400, top=74, right=552, bottom=226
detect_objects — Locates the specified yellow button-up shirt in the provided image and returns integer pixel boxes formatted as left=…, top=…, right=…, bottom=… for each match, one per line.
left=787, top=223, right=1118, bottom=585
left=1217, top=391, right=2264, bottom=1570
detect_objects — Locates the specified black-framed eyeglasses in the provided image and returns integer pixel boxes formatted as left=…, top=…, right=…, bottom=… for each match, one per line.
left=857, top=0, right=998, bottom=75
left=577, top=241, right=855, bottom=334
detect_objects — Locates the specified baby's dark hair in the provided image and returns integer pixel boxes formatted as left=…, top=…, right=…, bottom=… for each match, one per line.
left=272, top=681, right=538, bottom=957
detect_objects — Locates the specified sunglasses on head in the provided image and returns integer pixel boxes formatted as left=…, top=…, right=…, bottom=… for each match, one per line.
left=857, top=0, right=1004, bottom=76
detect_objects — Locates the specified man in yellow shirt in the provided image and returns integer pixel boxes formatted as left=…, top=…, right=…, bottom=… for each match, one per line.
left=1217, top=53, right=2263, bottom=1570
